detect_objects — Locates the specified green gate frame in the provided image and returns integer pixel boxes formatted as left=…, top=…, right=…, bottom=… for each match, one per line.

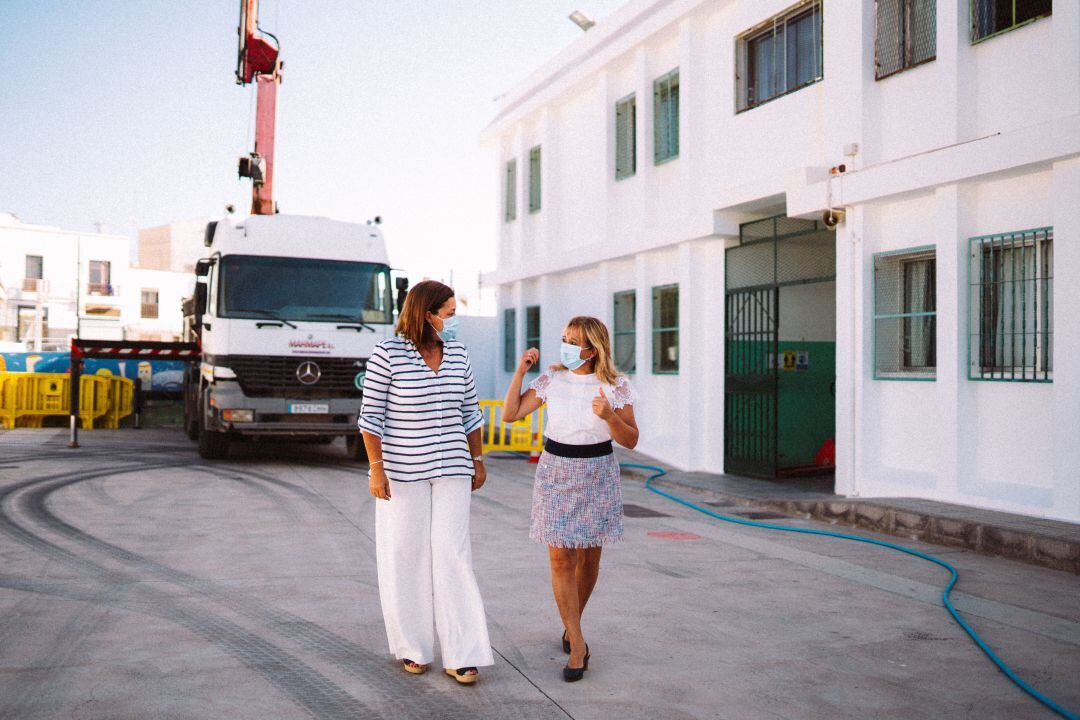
left=723, top=215, right=836, bottom=478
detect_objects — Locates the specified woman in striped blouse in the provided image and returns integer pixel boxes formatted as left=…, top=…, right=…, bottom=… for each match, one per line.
left=358, top=280, right=493, bottom=684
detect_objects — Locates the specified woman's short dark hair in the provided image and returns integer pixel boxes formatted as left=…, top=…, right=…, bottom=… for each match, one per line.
left=396, top=280, right=454, bottom=348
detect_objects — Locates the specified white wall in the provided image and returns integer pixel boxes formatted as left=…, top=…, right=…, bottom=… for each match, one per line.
left=123, top=268, right=195, bottom=341
left=485, top=0, right=1079, bottom=522
left=458, top=315, right=499, bottom=401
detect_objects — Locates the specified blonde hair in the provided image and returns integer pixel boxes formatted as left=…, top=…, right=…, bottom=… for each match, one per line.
left=550, top=315, right=622, bottom=386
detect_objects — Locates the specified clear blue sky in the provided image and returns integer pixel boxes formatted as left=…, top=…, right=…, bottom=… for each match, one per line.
left=0, top=0, right=627, bottom=285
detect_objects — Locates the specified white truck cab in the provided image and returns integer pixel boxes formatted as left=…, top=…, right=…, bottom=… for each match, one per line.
left=182, top=213, right=404, bottom=459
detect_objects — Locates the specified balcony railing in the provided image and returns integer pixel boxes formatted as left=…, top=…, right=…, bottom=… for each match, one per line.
left=141, top=304, right=160, bottom=319
left=87, top=282, right=115, bottom=296
left=22, top=277, right=45, bottom=292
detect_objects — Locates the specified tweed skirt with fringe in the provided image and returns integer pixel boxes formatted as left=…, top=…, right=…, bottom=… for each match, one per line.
left=530, top=451, right=624, bottom=548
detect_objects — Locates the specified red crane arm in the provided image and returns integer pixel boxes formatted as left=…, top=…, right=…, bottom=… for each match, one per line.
left=236, top=0, right=281, bottom=215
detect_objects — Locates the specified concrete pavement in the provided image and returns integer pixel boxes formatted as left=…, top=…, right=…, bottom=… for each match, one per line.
left=0, top=428, right=1077, bottom=719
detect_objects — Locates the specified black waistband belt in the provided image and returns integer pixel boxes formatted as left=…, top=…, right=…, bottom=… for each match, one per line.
left=543, top=438, right=613, bottom=459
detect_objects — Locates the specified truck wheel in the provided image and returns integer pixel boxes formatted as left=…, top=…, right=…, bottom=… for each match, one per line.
left=345, top=433, right=368, bottom=461
left=198, top=421, right=230, bottom=459
left=184, top=411, right=199, bottom=441
left=183, top=376, right=199, bottom=441
left=197, top=400, right=230, bottom=460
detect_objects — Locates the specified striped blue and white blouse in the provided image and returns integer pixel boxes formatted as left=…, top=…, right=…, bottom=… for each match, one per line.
left=357, top=336, right=484, bottom=482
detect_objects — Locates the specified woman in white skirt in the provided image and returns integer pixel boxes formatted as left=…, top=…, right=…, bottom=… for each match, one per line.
left=501, top=315, right=638, bottom=682
left=358, top=280, right=493, bottom=684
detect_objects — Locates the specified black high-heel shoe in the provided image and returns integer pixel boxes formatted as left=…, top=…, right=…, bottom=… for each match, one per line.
left=561, top=630, right=570, bottom=654
left=562, top=644, right=590, bottom=682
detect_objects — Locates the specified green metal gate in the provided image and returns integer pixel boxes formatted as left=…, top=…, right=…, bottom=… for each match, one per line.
left=724, top=215, right=836, bottom=478
left=724, top=287, right=779, bottom=477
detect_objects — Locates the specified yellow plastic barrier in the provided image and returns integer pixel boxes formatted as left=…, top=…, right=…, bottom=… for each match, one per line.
left=479, top=399, right=545, bottom=455
left=0, top=373, right=19, bottom=429
left=98, top=375, right=134, bottom=429
left=0, top=373, right=129, bottom=430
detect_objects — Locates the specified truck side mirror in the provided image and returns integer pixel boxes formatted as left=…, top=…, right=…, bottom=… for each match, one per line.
left=395, top=277, right=409, bottom=314
left=193, top=282, right=208, bottom=319
left=203, top=221, right=218, bottom=248
left=195, top=258, right=213, bottom=277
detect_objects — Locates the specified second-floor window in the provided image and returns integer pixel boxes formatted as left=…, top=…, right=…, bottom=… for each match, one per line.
left=972, top=0, right=1051, bottom=42
left=738, top=1, right=823, bottom=111
left=528, top=146, right=542, bottom=213
left=653, top=70, right=679, bottom=164
left=24, top=255, right=43, bottom=291
left=875, top=0, right=936, bottom=79
left=505, top=159, right=517, bottom=222
left=615, top=94, right=637, bottom=180
left=25, top=255, right=43, bottom=279
left=141, top=289, right=160, bottom=319
left=88, top=260, right=112, bottom=295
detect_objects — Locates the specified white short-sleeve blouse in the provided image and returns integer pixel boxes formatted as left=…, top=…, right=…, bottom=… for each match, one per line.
left=528, top=370, right=636, bottom=445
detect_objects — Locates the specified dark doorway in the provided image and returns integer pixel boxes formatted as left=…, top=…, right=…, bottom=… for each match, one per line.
left=724, top=215, right=837, bottom=478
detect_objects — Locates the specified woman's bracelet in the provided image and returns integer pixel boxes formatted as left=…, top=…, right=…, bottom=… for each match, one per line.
left=370, top=459, right=384, bottom=466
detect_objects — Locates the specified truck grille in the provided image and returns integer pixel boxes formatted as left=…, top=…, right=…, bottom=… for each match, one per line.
left=222, top=355, right=368, bottom=398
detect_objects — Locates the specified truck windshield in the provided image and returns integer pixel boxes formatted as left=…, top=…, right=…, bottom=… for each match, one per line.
left=217, top=255, right=393, bottom=324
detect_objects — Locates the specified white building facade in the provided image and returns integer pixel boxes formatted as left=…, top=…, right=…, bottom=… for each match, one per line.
left=484, top=0, right=1080, bottom=523
left=0, top=214, right=192, bottom=349
left=0, top=213, right=132, bottom=349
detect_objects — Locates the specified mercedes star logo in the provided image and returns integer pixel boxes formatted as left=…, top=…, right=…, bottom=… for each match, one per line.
left=296, top=361, right=321, bottom=385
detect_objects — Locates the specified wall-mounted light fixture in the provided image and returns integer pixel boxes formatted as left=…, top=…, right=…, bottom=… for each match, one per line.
left=569, top=10, right=596, bottom=31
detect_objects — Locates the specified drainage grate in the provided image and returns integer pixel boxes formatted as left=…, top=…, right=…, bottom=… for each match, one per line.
left=734, top=511, right=789, bottom=520
left=623, top=504, right=670, bottom=518
left=904, top=630, right=952, bottom=642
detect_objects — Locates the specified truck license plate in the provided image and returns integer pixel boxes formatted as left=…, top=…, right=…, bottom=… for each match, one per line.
left=288, top=403, right=329, bottom=414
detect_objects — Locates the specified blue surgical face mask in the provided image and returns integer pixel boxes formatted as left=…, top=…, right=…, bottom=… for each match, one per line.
left=560, top=341, right=588, bottom=370
left=433, top=314, right=459, bottom=342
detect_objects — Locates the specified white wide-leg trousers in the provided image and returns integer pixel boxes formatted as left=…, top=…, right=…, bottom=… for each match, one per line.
left=375, top=477, right=494, bottom=669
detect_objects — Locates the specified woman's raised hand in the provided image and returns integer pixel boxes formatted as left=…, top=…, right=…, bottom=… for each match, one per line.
left=592, top=387, right=614, bottom=420
left=518, top=347, right=539, bottom=374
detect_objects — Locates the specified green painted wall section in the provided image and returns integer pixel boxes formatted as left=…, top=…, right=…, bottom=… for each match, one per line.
left=777, top=341, right=835, bottom=468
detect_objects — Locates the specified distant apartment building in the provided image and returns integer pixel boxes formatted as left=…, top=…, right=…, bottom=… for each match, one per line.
left=0, top=213, right=131, bottom=349
left=137, top=218, right=213, bottom=274
left=0, top=213, right=194, bottom=349
left=484, top=1, right=1079, bottom=523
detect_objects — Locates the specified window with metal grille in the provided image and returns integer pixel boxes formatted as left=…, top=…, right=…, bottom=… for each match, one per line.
left=971, top=0, right=1051, bottom=42
left=652, top=284, right=679, bottom=374
left=615, top=94, right=637, bottom=180
left=737, top=1, right=822, bottom=112
left=503, top=308, right=517, bottom=372
left=505, top=159, right=517, bottom=222
left=613, top=290, right=636, bottom=373
left=875, top=0, right=936, bottom=79
left=528, top=146, right=542, bottom=213
left=653, top=70, right=679, bottom=164
left=873, top=247, right=936, bottom=380
left=141, top=289, right=160, bottom=319
left=968, top=228, right=1052, bottom=381
left=525, top=305, right=540, bottom=373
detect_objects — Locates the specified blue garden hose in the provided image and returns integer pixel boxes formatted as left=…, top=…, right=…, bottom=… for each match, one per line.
left=621, top=462, right=1078, bottom=720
